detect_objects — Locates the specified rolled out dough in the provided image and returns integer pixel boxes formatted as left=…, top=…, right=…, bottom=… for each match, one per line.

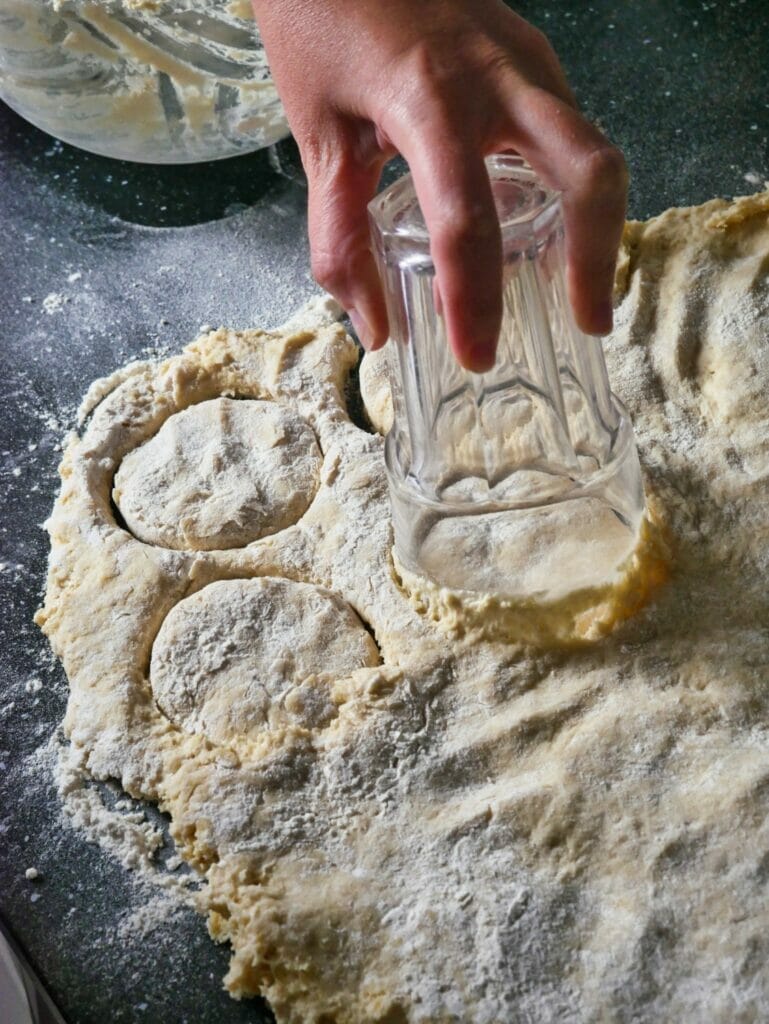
left=36, top=192, right=769, bottom=1023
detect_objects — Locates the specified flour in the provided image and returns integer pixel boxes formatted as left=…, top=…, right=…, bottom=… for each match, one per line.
left=41, top=735, right=202, bottom=933
left=115, top=892, right=190, bottom=942
left=54, top=740, right=165, bottom=872
left=34, top=199, right=769, bottom=1023
left=42, top=292, right=69, bottom=315
left=113, top=398, right=323, bottom=551
left=77, top=361, right=155, bottom=426
left=151, top=577, right=380, bottom=751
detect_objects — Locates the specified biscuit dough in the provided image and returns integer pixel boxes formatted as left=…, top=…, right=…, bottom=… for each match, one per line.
left=36, top=194, right=769, bottom=1024
left=151, top=577, right=380, bottom=750
left=113, top=397, right=322, bottom=550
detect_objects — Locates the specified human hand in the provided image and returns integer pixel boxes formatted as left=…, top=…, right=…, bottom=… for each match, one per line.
left=252, top=0, right=628, bottom=371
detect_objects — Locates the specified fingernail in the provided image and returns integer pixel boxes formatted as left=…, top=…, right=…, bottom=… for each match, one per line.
left=593, top=300, right=614, bottom=335
left=348, top=309, right=373, bottom=351
left=465, top=344, right=496, bottom=374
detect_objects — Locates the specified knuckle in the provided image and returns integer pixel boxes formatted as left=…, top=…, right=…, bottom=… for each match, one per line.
left=508, top=17, right=559, bottom=69
left=304, top=137, right=353, bottom=187
left=432, top=203, right=499, bottom=257
left=521, top=23, right=551, bottom=56
left=391, top=40, right=467, bottom=128
left=310, top=248, right=343, bottom=292
left=310, top=228, right=364, bottom=297
left=576, top=145, right=629, bottom=196
left=305, top=149, right=363, bottom=294
left=404, top=38, right=456, bottom=89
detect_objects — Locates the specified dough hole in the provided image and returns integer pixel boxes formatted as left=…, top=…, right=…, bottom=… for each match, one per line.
left=113, top=397, right=322, bottom=551
left=344, top=348, right=377, bottom=436
left=150, top=577, right=381, bottom=746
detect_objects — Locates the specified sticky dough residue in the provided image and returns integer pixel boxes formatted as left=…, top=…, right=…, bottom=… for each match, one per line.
left=3, top=0, right=288, bottom=161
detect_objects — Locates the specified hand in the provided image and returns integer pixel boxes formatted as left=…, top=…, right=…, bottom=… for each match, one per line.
left=252, top=0, right=628, bottom=371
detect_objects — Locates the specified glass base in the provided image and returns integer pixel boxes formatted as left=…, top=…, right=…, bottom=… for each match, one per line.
left=392, top=510, right=667, bottom=647
left=387, top=398, right=646, bottom=605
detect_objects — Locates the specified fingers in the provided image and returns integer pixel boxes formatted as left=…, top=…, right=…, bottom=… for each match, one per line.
left=505, top=87, right=628, bottom=335
left=387, top=117, right=503, bottom=372
left=561, top=144, right=628, bottom=335
left=303, top=129, right=389, bottom=351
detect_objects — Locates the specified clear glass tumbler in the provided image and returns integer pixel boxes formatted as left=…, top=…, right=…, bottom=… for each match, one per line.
left=368, top=155, right=646, bottom=606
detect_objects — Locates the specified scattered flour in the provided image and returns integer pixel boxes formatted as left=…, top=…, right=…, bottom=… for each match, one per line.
left=41, top=735, right=199, bottom=912
left=42, top=292, right=70, bottom=315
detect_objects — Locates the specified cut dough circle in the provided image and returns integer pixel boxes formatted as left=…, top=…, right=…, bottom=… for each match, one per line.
left=417, top=497, right=638, bottom=601
left=113, top=397, right=322, bottom=550
left=150, top=577, right=380, bottom=746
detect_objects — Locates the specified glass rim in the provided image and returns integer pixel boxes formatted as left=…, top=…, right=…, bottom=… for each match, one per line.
left=368, top=154, right=562, bottom=242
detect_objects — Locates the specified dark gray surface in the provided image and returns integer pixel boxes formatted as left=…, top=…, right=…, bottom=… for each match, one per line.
left=0, top=110, right=304, bottom=1024
left=522, top=0, right=769, bottom=217
left=0, top=3, right=767, bottom=1023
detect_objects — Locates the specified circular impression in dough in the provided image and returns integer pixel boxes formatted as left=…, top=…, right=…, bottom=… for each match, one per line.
left=150, top=577, right=380, bottom=746
left=113, top=397, right=322, bottom=550
left=417, top=497, right=638, bottom=601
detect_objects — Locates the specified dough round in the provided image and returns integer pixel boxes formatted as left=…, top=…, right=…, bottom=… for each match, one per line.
left=416, top=497, right=638, bottom=601
left=359, top=347, right=393, bottom=435
left=150, top=577, right=380, bottom=746
left=113, top=397, right=322, bottom=550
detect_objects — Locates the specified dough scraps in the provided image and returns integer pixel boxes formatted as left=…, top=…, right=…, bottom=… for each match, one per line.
left=36, top=192, right=769, bottom=1023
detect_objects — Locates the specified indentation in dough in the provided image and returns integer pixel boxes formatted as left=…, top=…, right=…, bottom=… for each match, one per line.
left=150, top=577, right=380, bottom=746
left=113, top=397, right=322, bottom=550
left=418, top=498, right=638, bottom=601
left=698, top=266, right=769, bottom=427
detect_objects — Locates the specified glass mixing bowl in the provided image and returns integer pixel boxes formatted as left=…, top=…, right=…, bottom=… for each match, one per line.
left=0, top=0, right=289, bottom=163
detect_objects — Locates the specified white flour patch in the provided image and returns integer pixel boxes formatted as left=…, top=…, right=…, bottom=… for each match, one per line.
left=42, top=292, right=69, bottom=315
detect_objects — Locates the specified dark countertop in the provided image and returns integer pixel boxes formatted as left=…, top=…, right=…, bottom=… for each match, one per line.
left=0, top=3, right=767, bottom=1023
